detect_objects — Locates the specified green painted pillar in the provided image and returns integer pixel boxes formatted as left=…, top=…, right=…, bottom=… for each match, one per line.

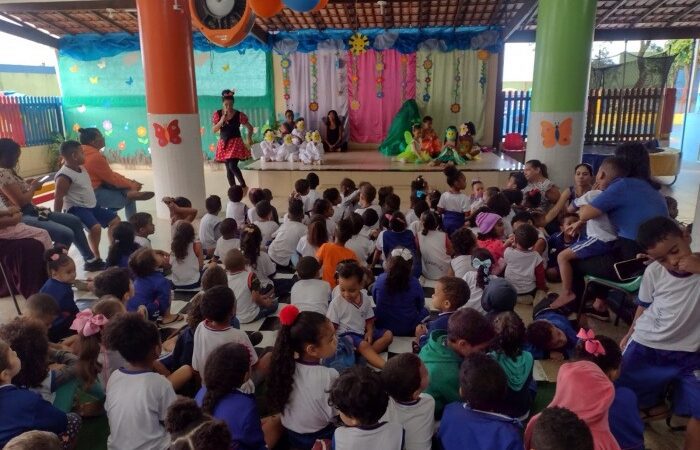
left=526, top=0, right=597, bottom=188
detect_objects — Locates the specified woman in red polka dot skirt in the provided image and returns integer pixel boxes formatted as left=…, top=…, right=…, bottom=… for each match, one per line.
left=212, top=89, right=254, bottom=188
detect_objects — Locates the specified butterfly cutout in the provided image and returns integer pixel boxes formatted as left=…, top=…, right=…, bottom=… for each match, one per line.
left=69, top=64, right=79, bottom=73
left=97, top=60, right=106, bottom=69
left=541, top=117, right=573, bottom=148
left=89, top=76, right=99, bottom=84
left=152, top=120, right=182, bottom=147
left=222, top=64, right=230, bottom=72
left=125, top=76, right=134, bottom=86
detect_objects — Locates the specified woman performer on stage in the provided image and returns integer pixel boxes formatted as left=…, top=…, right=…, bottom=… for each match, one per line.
left=212, top=89, right=254, bottom=188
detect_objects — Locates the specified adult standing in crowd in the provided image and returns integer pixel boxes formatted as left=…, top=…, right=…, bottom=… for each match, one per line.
left=212, top=89, right=254, bottom=189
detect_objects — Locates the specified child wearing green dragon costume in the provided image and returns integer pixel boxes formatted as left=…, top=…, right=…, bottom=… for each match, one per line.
left=394, top=124, right=431, bottom=164
left=432, top=126, right=467, bottom=166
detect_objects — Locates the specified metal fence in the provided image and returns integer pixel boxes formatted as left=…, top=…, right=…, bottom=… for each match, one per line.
left=0, top=96, right=64, bottom=146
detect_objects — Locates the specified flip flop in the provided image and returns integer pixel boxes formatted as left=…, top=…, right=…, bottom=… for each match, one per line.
left=160, top=313, right=183, bottom=326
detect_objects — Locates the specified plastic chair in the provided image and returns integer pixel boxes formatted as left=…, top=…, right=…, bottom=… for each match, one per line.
left=0, top=260, right=22, bottom=315
left=578, top=275, right=642, bottom=326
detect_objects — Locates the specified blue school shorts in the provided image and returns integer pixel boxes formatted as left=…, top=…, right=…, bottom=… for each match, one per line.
left=616, top=340, right=700, bottom=418
left=68, top=206, right=118, bottom=229
left=570, top=236, right=614, bottom=260
left=342, top=329, right=387, bottom=349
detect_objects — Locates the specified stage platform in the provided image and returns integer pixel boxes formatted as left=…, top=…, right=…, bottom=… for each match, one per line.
left=243, top=149, right=523, bottom=205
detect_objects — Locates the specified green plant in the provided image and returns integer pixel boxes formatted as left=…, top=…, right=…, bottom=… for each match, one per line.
left=47, top=133, right=66, bottom=172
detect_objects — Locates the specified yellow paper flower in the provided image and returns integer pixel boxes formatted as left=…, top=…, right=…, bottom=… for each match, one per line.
left=349, top=33, right=369, bottom=56
left=72, top=123, right=81, bottom=132
left=351, top=100, right=361, bottom=111
left=477, top=50, right=490, bottom=61
left=137, top=126, right=147, bottom=138
left=375, top=63, right=384, bottom=71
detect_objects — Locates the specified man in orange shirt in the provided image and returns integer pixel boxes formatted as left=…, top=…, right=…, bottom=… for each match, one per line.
left=79, top=128, right=153, bottom=219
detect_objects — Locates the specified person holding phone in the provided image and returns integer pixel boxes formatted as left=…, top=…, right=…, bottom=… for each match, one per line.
left=212, top=89, right=254, bottom=189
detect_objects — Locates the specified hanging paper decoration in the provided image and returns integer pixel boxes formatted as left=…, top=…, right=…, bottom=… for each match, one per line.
left=400, top=54, right=409, bottom=102
left=137, top=125, right=149, bottom=145
left=348, top=52, right=360, bottom=111
left=335, top=50, right=345, bottom=96
left=152, top=120, right=182, bottom=147
left=451, top=57, right=461, bottom=114
left=102, top=119, right=113, bottom=136
left=478, top=49, right=489, bottom=94
left=422, top=54, right=433, bottom=103
left=280, top=56, right=292, bottom=108
left=349, top=33, right=369, bottom=56
left=309, top=52, right=319, bottom=111
left=375, top=51, right=384, bottom=99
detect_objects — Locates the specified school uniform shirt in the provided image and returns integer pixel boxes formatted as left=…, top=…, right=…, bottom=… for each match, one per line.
left=296, top=236, right=319, bottom=259
left=325, top=217, right=336, bottom=240
left=247, top=251, right=276, bottom=287
left=169, top=242, right=200, bottom=287
left=373, top=273, right=428, bottom=337
left=381, top=394, right=435, bottom=450
left=247, top=207, right=259, bottom=224
left=438, top=403, right=523, bottom=450
left=39, top=278, right=79, bottom=341
left=405, top=209, right=418, bottom=225
left=302, top=190, right=319, bottom=213
left=105, top=369, right=177, bottom=450
left=198, top=213, right=221, bottom=251
left=281, top=361, right=339, bottom=434
left=460, top=271, right=493, bottom=313
left=354, top=204, right=383, bottom=231
left=450, top=255, right=473, bottom=279
left=345, top=234, right=374, bottom=266
left=408, top=220, right=421, bottom=237
left=227, top=270, right=262, bottom=324
left=574, top=190, right=617, bottom=242
left=55, top=165, right=97, bottom=209
left=226, top=201, right=248, bottom=228
left=609, top=386, right=645, bottom=450
left=291, top=279, right=332, bottom=315
left=333, top=422, right=404, bottom=450
left=316, top=243, right=358, bottom=289
left=327, top=291, right=374, bottom=335
left=268, top=220, right=308, bottom=266
left=633, top=261, right=700, bottom=352
left=338, top=190, right=359, bottom=221
left=254, top=220, right=280, bottom=247
left=437, top=191, right=471, bottom=213
left=526, top=310, right=579, bottom=360
left=192, top=320, right=258, bottom=391
left=0, top=384, right=68, bottom=448
left=331, top=204, right=345, bottom=224
left=195, top=388, right=266, bottom=450
left=547, top=231, right=575, bottom=268
left=127, top=272, right=171, bottom=321
left=418, top=230, right=451, bottom=280
left=214, top=237, right=240, bottom=260
left=134, top=235, right=152, bottom=249
left=503, top=247, right=545, bottom=294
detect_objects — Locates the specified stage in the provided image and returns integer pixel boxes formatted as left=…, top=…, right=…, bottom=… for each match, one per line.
left=243, top=148, right=523, bottom=204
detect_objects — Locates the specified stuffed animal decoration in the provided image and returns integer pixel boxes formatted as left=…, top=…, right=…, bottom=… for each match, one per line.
left=291, top=118, right=306, bottom=145
left=395, top=125, right=430, bottom=164
left=432, top=126, right=467, bottom=166
left=300, top=130, right=324, bottom=165
left=458, top=122, right=481, bottom=159
left=261, top=129, right=277, bottom=161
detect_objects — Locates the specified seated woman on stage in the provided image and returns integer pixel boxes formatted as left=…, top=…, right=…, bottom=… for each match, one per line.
left=279, top=109, right=295, bottom=137
left=323, top=110, right=347, bottom=153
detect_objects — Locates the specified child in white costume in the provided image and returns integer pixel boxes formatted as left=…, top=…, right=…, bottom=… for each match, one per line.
left=300, top=131, right=324, bottom=165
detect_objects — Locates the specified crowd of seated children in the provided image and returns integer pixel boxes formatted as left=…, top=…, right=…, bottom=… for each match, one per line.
left=169, top=220, right=204, bottom=290
left=290, top=256, right=332, bottom=315
left=224, top=249, right=277, bottom=324
left=213, top=218, right=239, bottom=260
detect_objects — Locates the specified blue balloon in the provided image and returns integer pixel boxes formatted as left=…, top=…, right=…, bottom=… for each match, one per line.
left=284, top=0, right=320, bottom=13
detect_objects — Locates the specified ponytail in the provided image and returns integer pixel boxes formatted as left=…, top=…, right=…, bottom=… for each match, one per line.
left=267, top=306, right=329, bottom=413
left=201, top=343, right=250, bottom=415
left=76, top=334, right=102, bottom=389
left=240, top=224, right=262, bottom=268
left=525, top=159, right=549, bottom=179
left=471, top=248, right=494, bottom=289
left=420, top=210, right=440, bottom=236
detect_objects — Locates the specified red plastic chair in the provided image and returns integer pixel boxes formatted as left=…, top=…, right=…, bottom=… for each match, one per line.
left=503, top=133, right=525, bottom=151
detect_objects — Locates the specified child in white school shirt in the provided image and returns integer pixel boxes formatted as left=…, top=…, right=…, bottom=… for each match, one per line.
left=252, top=200, right=279, bottom=248
left=268, top=198, right=307, bottom=268
left=291, top=257, right=332, bottom=315
left=199, top=195, right=222, bottom=258
left=345, top=213, right=374, bottom=267
left=213, top=218, right=240, bottom=261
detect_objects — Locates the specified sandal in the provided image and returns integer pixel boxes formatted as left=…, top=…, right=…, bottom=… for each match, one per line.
left=160, top=313, right=183, bottom=326
left=639, top=404, right=670, bottom=422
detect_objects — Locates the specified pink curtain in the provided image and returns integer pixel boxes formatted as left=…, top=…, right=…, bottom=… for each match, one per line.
left=348, top=50, right=416, bottom=143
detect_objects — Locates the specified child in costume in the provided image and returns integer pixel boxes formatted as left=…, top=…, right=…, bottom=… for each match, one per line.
left=300, top=131, right=324, bottom=165
left=291, top=118, right=306, bottom=145
left=275, top=134, right=299, bottom=162
left=458, top=122, right=481, bottom=160
left=395, top=124, right=430, bottom=164
left=420, top=116, right=442, bottom=158
left=432, top=126, right=467, bottom=166
left=260, top=129, right=277, bottom=162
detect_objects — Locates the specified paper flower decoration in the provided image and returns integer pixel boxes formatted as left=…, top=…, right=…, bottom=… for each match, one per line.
left=72, top=123, right=81, bottom=133
left=280, top=58, right=291, bottom=69
left=451, top=103, right=461, bottom=114
left=209, top=143, right=216, bottom=152
left=477, top=50, right=490, bottom=61
left=349, top=33, right=369, bottom=55
left=200, top=127, right=205, bottom=136
left=137, top=126, right=148, bottom=138
left=375, top=63, right=384, bottom=71
left=423, top=59, right=433, bottom=70
left=423, top=94, right=431, bottom=102
left=309, top=101, right=319, bottom=111
left=283, top=93, right=290, bottom=100
left=118, top=141, right=126, bottom=150
left=102, top=120, right=113, bottom=136
left=351, top=100, right=361, bottom=111
left=69, top=65, right=79, bottom=73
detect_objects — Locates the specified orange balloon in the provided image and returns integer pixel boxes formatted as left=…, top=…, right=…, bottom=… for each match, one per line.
left=251, top=0, right=283, bottom=18
left=313, top=0, right=329, bottom=11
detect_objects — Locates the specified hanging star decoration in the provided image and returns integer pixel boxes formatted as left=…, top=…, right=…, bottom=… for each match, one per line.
left=349, top=33, right=369, bottom=56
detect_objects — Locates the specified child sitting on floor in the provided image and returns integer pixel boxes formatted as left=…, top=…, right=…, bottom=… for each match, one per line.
left=246, top=189, right=265, bottom=224
left=373, top=247, right=429, bottom=337
left=448, top=227, right=477, bottom=278
left=296, top=215, right=328, bottom=262
left=310, top=198, right=336, bottom=239
left=415, top=276, right=469, bottom=349
left=419, top=210, right=451, bottom=280
left=617, top=216, right=700, bottom=449
left=163, top=196, right=197, bottom=225
left=226, top=185, right=248, bottom=230
left=166, top=398, right=232, bottom=449
left=224, top=249, right=277, bottom=324
left=54, top=140, right=120, bottom=264
left=546, top=212, right=580, bottom=282
left=529, top=407, right=595, bottom=450
left=504, top=223, right=547, bottom=297
left=316, top=218, right=358, bottom=289
left=169, top=220, right=204, bottom=290
left=128, top=247, right=180, bottom=324
left=374, top=212, right=421, bottom=278
left=93, top=267, right=134, bottom=306
left=103, top=313, right=177, bottom=450
left=290, top=257, right=332, bottom=315
left=199, top=195, right=222, bottom=258
left=345, top=213, right=374, bottom=266
left=526, top=306, right=578, bottom=360
left=129, top=212, right=155, bottom=249
left=329, top=366, right=403, bottom=449
left=106, top=222, right=140, bottom=268
left=437, top=165, right=471, bottom=235
left=420, top=308, right=495, bottom=418
left=268, top=198, right=307, bottom=268
left=39, top=246, right=80, bottom=343
left=267, top=306, right=339, bottom=448
left=438, top=353, right=523, bottom=450
left=213, top=218, right=239, bottom=261
left=380, top=353, right=435, bottom=450
left=476, top=212, right=510, bottom=275
left=253, top=200, right=279, bottom=248
left=462, top=248, right=496, bottom=311
left=354, top=183, right=382, bottom=230
left=510, top=211, right=547, bottom=267
left=327, top=262, right=393, bottom=369
left=489, top=311, right=535, bottom=420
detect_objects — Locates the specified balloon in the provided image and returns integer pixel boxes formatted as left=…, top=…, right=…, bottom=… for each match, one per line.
left=251, top=0, right=283, bottom=18
left=313, top=0, right=329, bottom=11
left=284, top=0, right=321, bottom=13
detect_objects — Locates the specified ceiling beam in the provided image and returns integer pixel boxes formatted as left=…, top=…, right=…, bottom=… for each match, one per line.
left=0, top=15, right=59, bottom=47
left=509, top=26, right=700, bottom=43
left=501, top=0, right=537, bottom=41
left=633, top=0, right=667, bottom=27
left=249, top=24, right=268, bottom=45
left=16, top=11, right=71, bottom=34
left=453, top=0, right=470, bottom=28
left=666, top=2, right=700, bottom=26
left=0, top=1, right=136, bottom=13
left=417, top=0, right=423, bottom=29
left=310, top=10, right=324, bottom=30
left=55, top=10, right=100, bottom=33
left=597, top=0, right=627, bottom=26
left=94, top=11, right=129, bottom=33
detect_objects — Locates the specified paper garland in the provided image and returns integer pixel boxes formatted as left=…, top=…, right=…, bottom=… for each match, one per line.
left=349, top=52, right=360, bottom=111
left=375, top=51, right=384, bottom=99
left=400, top=54, right=408, bottom=102
left=309, top=52, right=319, bottom=111
left=335, top=50, right=345, bottom=96
left=451, top=56, right=461, bottom=114
left=281, top=56, right=292, bottom=108
left=422, top=54, right=433, bottom=103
